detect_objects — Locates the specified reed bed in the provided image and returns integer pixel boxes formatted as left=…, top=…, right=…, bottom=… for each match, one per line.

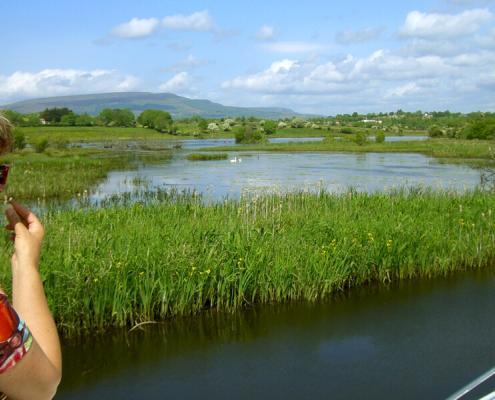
left=186, top=153, right=228, bottom=161
left=0, top=189, right=493, bottom=335
left=1, top=149, right=171, bottom=201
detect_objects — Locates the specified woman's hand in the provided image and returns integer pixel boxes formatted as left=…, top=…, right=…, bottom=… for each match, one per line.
left=5, top=201, right=45, bottom=270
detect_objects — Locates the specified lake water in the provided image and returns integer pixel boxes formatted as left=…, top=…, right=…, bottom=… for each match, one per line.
left=57, top=269, right=495, bottom=400
left=91, top=149, right=481, bottom=202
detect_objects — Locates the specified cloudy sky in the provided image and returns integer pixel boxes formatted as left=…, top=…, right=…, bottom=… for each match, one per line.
left=1, top=0, right=494, bottom=114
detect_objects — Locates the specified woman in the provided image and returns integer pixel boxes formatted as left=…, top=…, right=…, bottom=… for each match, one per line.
left=0, top=115, right=61, bottom=399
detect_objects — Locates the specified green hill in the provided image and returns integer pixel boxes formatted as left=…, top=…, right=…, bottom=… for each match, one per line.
left=2, top=92, right=304, bottom=119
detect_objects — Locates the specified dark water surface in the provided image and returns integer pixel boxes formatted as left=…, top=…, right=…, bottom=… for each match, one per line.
left=57, top=270, right=495, bottom=400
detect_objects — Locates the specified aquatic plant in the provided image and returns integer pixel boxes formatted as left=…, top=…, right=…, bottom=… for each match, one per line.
left=186, top=153, right=228, bottom=161
left=0, top=189, right=493, bottom=335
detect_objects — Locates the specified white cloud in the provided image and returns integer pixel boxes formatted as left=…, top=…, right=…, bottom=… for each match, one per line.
left=159, top=72, right=193, bottom=93
left=221, top=41, right=495, bottom=113
left=256, top=25, right=276, bottom=41
left=400, top=8, right=493, bottom=38
left=349, top=50, right=452, bottom=80
left=336, top=27, right=384, bottom=44
left=385, top=82, right=420, bottom=98
left=112, top=17, right=160, bottom=38
left=0, top=69, right=139, bottom=102
left=222, top=59, right=300, bottom=92
left=260, top=41, right=329, bottom=53
left=162, top=10, right=214, bottom=32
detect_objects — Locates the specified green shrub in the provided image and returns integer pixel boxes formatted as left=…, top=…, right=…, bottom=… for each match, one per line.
left=353, top=132, right=367, bottom=145
left=33, top=138, right=49, bottom=153
left=13, top=129, right=26, bottom=151
left=375, top=131, right=385, bottom=143
left=428, top=126, right=443, bottom=138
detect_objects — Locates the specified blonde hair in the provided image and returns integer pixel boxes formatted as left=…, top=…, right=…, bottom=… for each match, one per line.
left=0, top=114, right=13, bottom=154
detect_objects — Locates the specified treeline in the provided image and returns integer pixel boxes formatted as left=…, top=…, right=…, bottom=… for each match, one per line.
left=2, top=107, right=495, bottom=140
left=2, top=107, right=176, bottom=133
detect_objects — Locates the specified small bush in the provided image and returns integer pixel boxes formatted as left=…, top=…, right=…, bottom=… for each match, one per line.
left=33, top=138, right=49, bottom=153
left=428, top=126, right=443, bottom=138
left=375, top=131, right=385, bottom=143
left=353, top=132, right=368, bottom=146
left=13, top=130, right=26, bottom=151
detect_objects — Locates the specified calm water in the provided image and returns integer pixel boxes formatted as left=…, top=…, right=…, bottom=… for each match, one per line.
left=91, top=151, right=480, bottom=202
left=57, top=269, right=495, bottom=400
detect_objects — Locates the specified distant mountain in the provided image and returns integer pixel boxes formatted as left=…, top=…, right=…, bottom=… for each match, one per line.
left=1, top=92, right=305, bottom=119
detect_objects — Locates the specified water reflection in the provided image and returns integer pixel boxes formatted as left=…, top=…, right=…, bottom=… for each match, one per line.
left=90, top=151, right=481, bottom=202
left=57, top=270, right=495, bottom=400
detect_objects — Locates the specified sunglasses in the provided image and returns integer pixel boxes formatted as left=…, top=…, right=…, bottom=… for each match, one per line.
left=0, top=165, right=9, bottom=186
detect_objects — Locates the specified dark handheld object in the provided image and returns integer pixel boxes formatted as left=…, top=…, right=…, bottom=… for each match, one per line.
left=0, top=165, right=9, bottom=185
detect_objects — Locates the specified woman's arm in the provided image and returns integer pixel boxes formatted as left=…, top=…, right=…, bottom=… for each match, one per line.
left=0, top=202, right=62, bottom=399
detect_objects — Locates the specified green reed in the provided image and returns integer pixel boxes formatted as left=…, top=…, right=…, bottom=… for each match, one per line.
left=1, top=149, right=171, bottom=201
left=0, top=189, right=494, bottom=335
left=186, top=153, right=228, bottom=161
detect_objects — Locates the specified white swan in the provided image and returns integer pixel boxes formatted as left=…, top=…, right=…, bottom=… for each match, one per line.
left=230, top=156, right=242, bottom=163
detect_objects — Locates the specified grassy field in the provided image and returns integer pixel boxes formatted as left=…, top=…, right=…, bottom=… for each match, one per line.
left=1, top=148, right=171, bottom=201
left=19, top=126, right=179, bottom=142
left=0, top=189, right=492, bottom=335
left=15, top=126, right=429, bottom=145
left=204, top=138, right=494, bottom=161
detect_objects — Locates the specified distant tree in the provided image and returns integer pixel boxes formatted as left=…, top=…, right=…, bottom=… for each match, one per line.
left=207, top=122, right=220, bottom=132
left=428, top=125, right=443, bottom=138
left=291, top=118, right=305, bottom=128
left=75, top=113, right=94, bottom=126
left=60, top=112, right=77, bottom=126
left=353, top=132, right=367, bottom=145
left=154, top=113, right=173, bottom=132
left=98, top=108, right=135, bottom=127
left=235, top=124, right=265, bottom=144
left=375, top=131, right=385, bottom=143
left=22, top=113, right=42, bottom=126
left=40, top=107, right=72, bottom=124
left=137, top=110, right=173, bottom=132
left=2, top=110, right=23, bottom=125
left=263, top=120, right=277, bottom=135
left=197, top=118, right=208, bottom=133
left=464, top=118, right=495, bottom=140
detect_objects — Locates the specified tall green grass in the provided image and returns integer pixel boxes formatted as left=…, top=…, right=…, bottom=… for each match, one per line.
left=1, top=149, right=171, bottom=201
left=186, top=153, right=228, bottom=161
left=0, top=189, right=493, bottom=335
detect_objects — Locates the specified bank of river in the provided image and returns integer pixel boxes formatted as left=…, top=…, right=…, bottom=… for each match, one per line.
left=57, top=269, right=495, bottom=400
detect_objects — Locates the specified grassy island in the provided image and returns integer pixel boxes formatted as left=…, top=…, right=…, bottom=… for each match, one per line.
left=186, top=153, right=228, bottom=161
left=0, top=189, right=492, bottom=335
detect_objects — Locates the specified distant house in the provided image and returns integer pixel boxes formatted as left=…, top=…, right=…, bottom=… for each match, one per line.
left=361, top=119, right=382, bottom=124
left=40, top=118, right=47, bottom=125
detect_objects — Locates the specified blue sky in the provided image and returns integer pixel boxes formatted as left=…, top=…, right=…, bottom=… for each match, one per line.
left=0, top=0, right=494, bottom=114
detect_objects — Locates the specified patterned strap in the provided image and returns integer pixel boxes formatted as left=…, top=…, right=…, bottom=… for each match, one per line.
left=0, top=295, right=33, bottom=374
